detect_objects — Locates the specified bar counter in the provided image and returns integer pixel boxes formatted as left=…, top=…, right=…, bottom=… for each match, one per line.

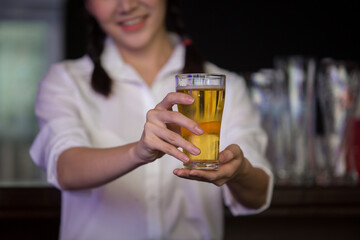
left=1, top=186, right=359, bottom=240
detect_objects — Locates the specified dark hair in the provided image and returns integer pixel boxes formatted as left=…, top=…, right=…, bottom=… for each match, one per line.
left=82, top=0, right=204, bottom=97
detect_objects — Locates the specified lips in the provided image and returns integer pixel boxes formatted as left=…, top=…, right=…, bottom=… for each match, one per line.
left=119, top=16, right=147, bottom=32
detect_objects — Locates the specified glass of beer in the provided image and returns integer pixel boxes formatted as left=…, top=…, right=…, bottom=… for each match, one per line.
left=176, top=73, right=226, bottom=170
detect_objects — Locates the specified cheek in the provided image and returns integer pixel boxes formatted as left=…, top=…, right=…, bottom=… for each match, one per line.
left=87, top=1, right=115, bottom=22
left=148, top=0, right=167, bottom=26
left=142, top=0, right=166, bottom=13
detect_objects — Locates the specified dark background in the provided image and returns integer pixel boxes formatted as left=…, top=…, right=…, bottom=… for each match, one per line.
left=65, top=0, right=359, bottom=73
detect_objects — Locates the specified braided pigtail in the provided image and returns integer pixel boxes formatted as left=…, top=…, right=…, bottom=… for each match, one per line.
left=82, top=0, right=113, bottom=97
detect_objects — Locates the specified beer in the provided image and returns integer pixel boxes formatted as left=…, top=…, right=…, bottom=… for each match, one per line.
left=177, top=86, right=225, bottom=170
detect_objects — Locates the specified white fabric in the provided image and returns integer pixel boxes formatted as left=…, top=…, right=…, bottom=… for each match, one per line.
left=30, top=35, right=273, bottom=240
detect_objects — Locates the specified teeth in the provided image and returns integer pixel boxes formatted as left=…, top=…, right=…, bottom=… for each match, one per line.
left=122, top=17, right=143, bottom=26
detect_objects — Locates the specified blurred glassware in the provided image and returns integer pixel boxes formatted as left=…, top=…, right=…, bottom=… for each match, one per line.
left=317, top=58, right=360, bottom=185
left=274, top=56, right=317, bottom=185
left=249, top=56, right=360, bottom=186
left=250, top=56, right=317, bottom=185
left=250, top=68, right=293, bottom=185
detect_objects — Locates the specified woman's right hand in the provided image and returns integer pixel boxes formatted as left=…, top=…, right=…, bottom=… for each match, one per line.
left=57, top=92, right=203, bottom=190
left=134, top=92, right=203, bottom=164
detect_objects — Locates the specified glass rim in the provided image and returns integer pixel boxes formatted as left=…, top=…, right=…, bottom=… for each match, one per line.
left=175, top=73, right=226, bottom=79
left=175, top=73, right=226, bottom=88
left=176, top=73, right=226, bottom=89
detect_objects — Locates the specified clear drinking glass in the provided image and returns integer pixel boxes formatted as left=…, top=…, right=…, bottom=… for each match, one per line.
left=273, top=55, right=317, bottom=185
left=250, top=68, right=293, bottom=184
left=176, top=73, right=226, bottom=170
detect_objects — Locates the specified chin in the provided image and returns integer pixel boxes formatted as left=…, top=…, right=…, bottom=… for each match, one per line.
left=117, top=34, right=153, bottom=51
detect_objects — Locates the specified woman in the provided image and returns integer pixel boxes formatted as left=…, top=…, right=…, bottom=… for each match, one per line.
left=30, top=0, right=273, bottom=239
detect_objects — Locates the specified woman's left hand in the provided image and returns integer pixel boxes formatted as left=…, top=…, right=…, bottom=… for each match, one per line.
left=173, top=144, right=245, bottom=186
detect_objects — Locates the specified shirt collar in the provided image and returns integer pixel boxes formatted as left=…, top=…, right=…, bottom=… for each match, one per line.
left=101, top=33, right=185, bottom=84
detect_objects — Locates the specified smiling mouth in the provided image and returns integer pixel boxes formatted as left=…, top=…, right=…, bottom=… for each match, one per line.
left=118, top=16, right=148, bottom=32
left=121, top=16, right=146, bottom=26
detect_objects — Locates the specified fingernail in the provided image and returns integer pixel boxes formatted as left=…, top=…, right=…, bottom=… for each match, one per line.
left=195, top=126, right=203, bottom=134
left=182, top=155, right=189, bottom=162
left=192, top=146, right=201, bottom=155
left=186, top=97, right=194, bottom=103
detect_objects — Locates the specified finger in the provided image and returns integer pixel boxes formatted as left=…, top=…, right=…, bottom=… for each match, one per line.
left=150, top=123, right=200, bottom=155
left=188, top=169, right=219, bottom=182
left=146, top=110, right=203, bottom=135
left=173, top=169, right=227, bottom=187
left=174, top=168, right=218, bottom=181
left=218, top=149, right=233, bottom=165
left=173, top=169, right=209, bottom=182
left=149, top=136, right=190, bottom=163
left=155, top=92, right=194, bottom=110
left=173, top=168, right=191, bottom=178
left=166, top=123, right=181, bottom=134
left=219, top=144, right=243, bottom=164
left=173, top=168, right=230, bottom=186
left=189, top=169, right=233, bottom=187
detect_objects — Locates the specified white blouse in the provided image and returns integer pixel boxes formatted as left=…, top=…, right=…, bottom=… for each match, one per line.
left=30, top=35, right=273, bottom=240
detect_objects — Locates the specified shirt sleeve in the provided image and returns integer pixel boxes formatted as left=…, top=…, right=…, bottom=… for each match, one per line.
left=30, top=63, right=91, bottom=189
left=217, top=69, right=274, bottom=215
